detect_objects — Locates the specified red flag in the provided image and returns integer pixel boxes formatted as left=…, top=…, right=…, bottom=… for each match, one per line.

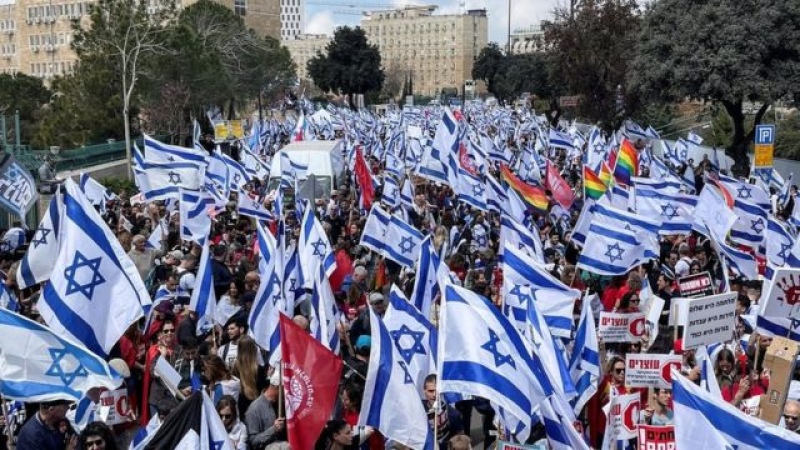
left=280, top=314, right=343, bottom=450
left=354, top=145, right=375, bottom=209
left=545, top=161, right=575, bottom=209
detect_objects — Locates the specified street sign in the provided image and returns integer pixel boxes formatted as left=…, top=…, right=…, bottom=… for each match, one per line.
left=754, top=124, right=776, bottom=169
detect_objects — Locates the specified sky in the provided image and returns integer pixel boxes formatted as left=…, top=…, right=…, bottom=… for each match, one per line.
left=304, top=0, right=562, bottom=45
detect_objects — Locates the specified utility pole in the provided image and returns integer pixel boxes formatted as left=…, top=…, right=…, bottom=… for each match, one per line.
left=507, top=0, right=512, bottom=54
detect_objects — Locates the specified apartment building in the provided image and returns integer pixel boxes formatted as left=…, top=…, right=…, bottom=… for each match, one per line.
left=279, top=0, right=301, bottom=40
left=510, top=24, right=546, bottom=54
left=361, top=5, right=488, bottom=97
left=281, top=32, right=328, bottom=82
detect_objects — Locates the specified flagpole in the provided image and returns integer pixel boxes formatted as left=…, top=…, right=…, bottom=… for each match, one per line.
left=278, top=362, right=285, bottom=419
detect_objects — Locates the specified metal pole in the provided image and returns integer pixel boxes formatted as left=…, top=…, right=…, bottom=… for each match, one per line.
left=14, top=110, right=20, bottom=152
left=0, top=116, right=6, bottom=151
left=507, top=0, right=512, bottom=54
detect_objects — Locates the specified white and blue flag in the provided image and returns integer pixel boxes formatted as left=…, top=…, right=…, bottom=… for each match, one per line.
left=439, top=284, right=553, bottom=436
left=384, top=215, right=424, bottom=268
left=144, top=134, right=208, bottom=166
left=499, top=214, right=544, bottom=264
left=0, top=308, right=122, bottom=402
left=634, top=183, right=697, bottom=235
left=237, top=192, right=274, bottom=222
left=730, top=199, right=768, bottom=249
left=179, top=190, right=211, bottom=245
left=298, top=207, right=336, bottom=289
left=454, top=168, right=488, bottom=212
left=569, top=294, right=600, bottom=415
left=249, top=221, right=283, bottom=361
left=673, top=369, right=800, bottom=449
left=577, top=222, right=650, bottom=276
left=502, top=244, right=579, bottom=339
left=39, top=180, right=148, bottom=357
left=766, top=216, right=800, bottom=267
left=411, top=236, right=451, bottom=320
left=358, top=307, right=434, bottom=450
left=18, top=192, right=62, bottom=289
left=188, top=241, right=216, bottom=335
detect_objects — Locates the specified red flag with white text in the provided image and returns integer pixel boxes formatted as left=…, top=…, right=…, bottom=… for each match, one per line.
left=354, top=145, right=375, bottom=210
left=545, top=160, right=575, bottom=209
left=280, top=314, right=343, bottom=450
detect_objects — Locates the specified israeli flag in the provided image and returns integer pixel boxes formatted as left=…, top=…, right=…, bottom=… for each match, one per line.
left=634, top=184, right=697, bottom=235
left=486, top=173, right=510, bottom=215
left=39, top=180, right=147, bottom=357
left=142, top=161, right=205, bottom=200
left=400, top=177, right=415, bottom=209
left=188, top=242, right=216, bottom=335
left=623, top=120, right=649, bottom=141
left=673, top=369, right=800, bottom=449
left=767, top=216, right=800, bottom=267
left=249, top=221, right=282, bottom=358
left=569, top=294, right=600, bottom=415
left=577, top=222, right=650, bottom=276
left=573, top=202, right=660, bottom=257
left=79, top=174, right=113, bottom=212
left=222, top=153, right=250, bottom=191
left=586, top=127, right=607, bottom=169
left=709, top=230, right=758, bottom=280
left=693, top=184, right=738, bottom=241
left=143, top=133, right=208, bottom=166
left=548, top=129, right=575, bottom=151
left=729, top=199, right=768, bottom=249
left=411, top=236, right=451, bottom=320
left=299, top=207, right=336, bottom=289
left=18, top=192, right=62, bottom=289
left=454, top=167, right=488, bottom=212
left=179, top=190, right=211, bottom=245
left=502, top=244, right=579, bottom=338
left=0, top=309, right=122, bottom=402
left=237, top=192, right=274, bottom=222
left=416, top=111, right=456, bottom=185
left=499, top=214, right=544, bottom=264
left=383, top=285, right=438, bottom=392
left=718, top=175, right=771, bottom=211
left=439, top=284, right=552, bottom=438
left=360, top=204, right=391, bottom=255
left=359, top=307, right=435, bottom=450
left=146, top=219, right=167, bottom=251
left=686, top=130, right=704, bottom=145
left=280, top=152, right=308, bottom=189
left=281, top=241, right=303, bottom=319
left=309, top=266, right=340, bottom=353
left=649, top=157, right=683, bottom=186
left=241, top=145, right=269, bottom=180
left=383, top=215, right=424, bottom=268
left=382, top=174, right=400, bottom=209
left=206, top=151, right=231, bottom=200
left=0, top=281, right=17, bottom=312
left=541, top=396, right=591, bottom=450
left=597, top=184, right=632, bottom=211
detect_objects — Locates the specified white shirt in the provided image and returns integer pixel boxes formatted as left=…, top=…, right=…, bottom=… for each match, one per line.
left=228, top=419, right=248, bottom=450
left=675, top=256, right=692, bottom=277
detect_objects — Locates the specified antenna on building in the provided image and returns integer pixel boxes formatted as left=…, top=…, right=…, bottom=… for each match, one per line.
left=459, top=0, right=466, bottom=14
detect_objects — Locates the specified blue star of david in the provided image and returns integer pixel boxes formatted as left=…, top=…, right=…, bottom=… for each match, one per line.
left=660, top=203, right=679, bottom=219
left=311, top=238, right=327, bottom=258
left=5, top=165, right=20, bottom=180
left=750, top=218, right=765, bottom=234
left=481, top=329, right=515, bottom=369
left=593, top=144, right=605, bottom=155
left=288, top=277, right=297, bottom=291
left=251, top=201, right=260, bottom=210
left=167, top=171, right=182, bottom=185
left=233, top=173, right=241, bottom=184
left=63, top=251, right=105, bottom=300
left=604, top=243, right=624, bottom=264
left=32, top=225, right=51, bottom=248
left=778, top=242, right=792, bottom=264
left=737, top=186, right=752, bottom=200
left=167, top=155, right=176, bottom=162
left=45, top=348, right=88, bottom=386
left=397, top=360, right=415, bottom=384
left=399, top=236, right=415, bottom=254
left=623, top=223, right=633, bottom=231
left=472, top=183, right=485, bottom=197
left=210, top=439, right=224, bottom=450
left=476, top=234, right=487, bottom=247
left=389, top=324, right=427, bottom=363
left=679, top=149, right=688, bottom=160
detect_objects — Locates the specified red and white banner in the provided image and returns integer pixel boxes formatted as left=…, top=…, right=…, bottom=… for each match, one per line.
left=97, top=388, right=133, bottom=426
left=354, top=145, right=375, bottom=210
left=545, top=160, right=575, bottom=209
left=637, top=425, right=675, bottom=450
left=598, top=312, right=646, bottom=343
left=625, top=354, right=682, bottom=389
left=608, top=393, right=640, bottom=440
left=280, top=313, right=343, bottom=450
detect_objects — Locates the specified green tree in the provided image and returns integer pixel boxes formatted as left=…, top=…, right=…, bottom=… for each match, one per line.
left=72, top=0, right=176, bottom=178
left=0, top=73, right=51, bottom=144
left=630, top=0, right=800, bottom=174
left=472, top=43, right=506, bottom=98
left=545, top=0, right=642, bottom=130
left=307, top=26, right=384, bottom=107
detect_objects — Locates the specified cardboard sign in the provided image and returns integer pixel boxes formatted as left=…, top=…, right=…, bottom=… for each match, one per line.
left=760, top=268, right=800, bottom=320
left=625, top=354, right=682, bottom=389
left=637, top=425, right=675, bottom=450
left=98, top=388, right=133, bottom=426
left=213, top=121, right=230, bottom=140
left=677, top=272, right=714, bottom=298
left=608, top=393, right=640, bottom=440
left=497, top=441, right=542, bottom=450
left=683, top=292, right=737, bottom=348
left=598, top=312, right=646, bottom=343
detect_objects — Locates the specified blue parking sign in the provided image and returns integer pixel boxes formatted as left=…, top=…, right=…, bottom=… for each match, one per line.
left=755, top=124, right=776, bottom=145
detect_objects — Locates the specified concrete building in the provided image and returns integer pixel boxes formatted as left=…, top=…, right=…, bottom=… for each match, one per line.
left=282, top=32, right=328, bottom=82
left=0, top=0, right=280, bottom=81
left=361, top=5, right=488, bottom=98
left=279, top=0, right=302, bottom=40
left=510, top=24, right=546, bottom=54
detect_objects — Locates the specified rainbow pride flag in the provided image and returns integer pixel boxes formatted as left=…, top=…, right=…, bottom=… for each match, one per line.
left=598, top=161, right=614, bottom=188
left=613, top=139, right=638, bottom=186
left=500, top=164, right=549, bottom=212
left=583, top=166, right=607, bottom=200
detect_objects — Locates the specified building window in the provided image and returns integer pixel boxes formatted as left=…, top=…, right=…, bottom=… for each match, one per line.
left=234, top=0, right=246, bottom=16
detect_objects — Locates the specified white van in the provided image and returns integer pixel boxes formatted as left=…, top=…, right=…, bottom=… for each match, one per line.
left=268, top=140, right=346, bottom=201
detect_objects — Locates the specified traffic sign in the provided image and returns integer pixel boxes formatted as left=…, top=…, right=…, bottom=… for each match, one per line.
left=754, top=124, right=776, bottom=169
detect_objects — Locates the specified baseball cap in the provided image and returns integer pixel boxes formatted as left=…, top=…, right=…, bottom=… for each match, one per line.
left=168, top=250, right=184, bottom=261
left=356, top=335, right=372, bottom=350
left=368, top=292, right=385, bottom=305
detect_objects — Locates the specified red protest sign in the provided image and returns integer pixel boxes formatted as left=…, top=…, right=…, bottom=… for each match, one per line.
left=637, top=425, right=675, bottom=450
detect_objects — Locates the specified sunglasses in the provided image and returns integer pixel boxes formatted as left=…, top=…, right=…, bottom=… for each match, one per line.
left=614, top=368, right=626, bottom=374
left=630, top=298, right=640, bottom=303
left=162, top=329, right=175, bottom=334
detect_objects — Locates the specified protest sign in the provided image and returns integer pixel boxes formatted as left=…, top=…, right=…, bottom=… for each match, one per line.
left=497, top=441, right=542, bottom=450
left=677, top=272, right=714, bottom=298
left=607, top=393, right=640, bottom=440
left=760, top=268, right=800, bottom=320
left=683, top=292, right=737, bottom=348
left=637, top=425, right=675, bottom=450
left=98, top=388, right=133, bottom=426
left=625, top=354, right=682, bottom=389
left=0, top=155, right=37, bottom=218
left=598, top=312, right=646, bottom=343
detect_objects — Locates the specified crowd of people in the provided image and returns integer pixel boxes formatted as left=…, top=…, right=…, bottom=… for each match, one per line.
left=0, top=101, right=799, bottom=450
